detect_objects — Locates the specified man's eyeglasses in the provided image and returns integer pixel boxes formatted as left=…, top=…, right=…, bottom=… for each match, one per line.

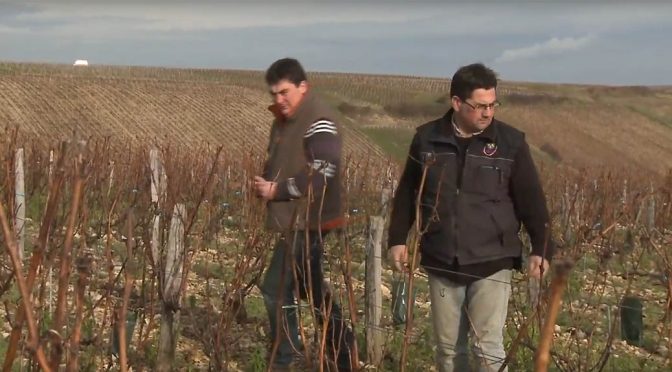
left=462, top=99, right=501, bottom=112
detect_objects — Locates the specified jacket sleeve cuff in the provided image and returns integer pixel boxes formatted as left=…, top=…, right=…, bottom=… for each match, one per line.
left=388, top=234, right=408, bottom=249
left=273, top=178, right=302, bottom=201
left=531, top=240, right=554, bottom=262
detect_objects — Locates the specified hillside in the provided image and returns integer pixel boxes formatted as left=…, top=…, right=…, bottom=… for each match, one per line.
left=0, top=62, right=384, bottom=161
left=1, top=62, right=672, bottom=175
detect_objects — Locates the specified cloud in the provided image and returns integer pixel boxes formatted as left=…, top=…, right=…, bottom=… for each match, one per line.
left=0, top=25, right=28, bottom=34
left=5, top=3, right=671, bottom=40
left=11, top=4, right=437, bottom=32
left=494, top=35, right=596, bottom=63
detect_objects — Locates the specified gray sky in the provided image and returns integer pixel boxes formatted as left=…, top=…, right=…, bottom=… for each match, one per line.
left=1, top=1, right=671, bottom=85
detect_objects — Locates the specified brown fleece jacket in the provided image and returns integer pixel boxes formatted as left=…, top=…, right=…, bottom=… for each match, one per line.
left=262, top=89, right=344, bottom=232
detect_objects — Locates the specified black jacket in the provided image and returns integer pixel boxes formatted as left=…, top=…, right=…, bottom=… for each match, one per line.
left=388, top=110, right=553, bottom=268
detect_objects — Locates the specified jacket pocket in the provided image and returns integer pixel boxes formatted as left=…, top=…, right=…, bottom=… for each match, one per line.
left=490, top=204, right=520, bottom=248
left=474, top=165, right=502, bottom=197
left=464, top=155, right=512, bottom=200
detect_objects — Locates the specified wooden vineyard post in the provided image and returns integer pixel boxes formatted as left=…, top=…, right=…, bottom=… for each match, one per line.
left=647, top=183, right=656, bottom=231
left=380, top=186, right=392, bottom=218
left=48, top=150, right=54, bottom=313
left=14, top=148, right=25, bottom=261
left=149, top=148, right=166, bottom=267
left=108, top=160, right=115, bottom=197
left=156, top=204, right=186, bottom=372
left=365, top=216, right=384, bottom=366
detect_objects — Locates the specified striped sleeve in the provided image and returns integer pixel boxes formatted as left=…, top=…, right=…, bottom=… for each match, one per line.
left=304, top=119, right=338, bottom=138
left=274, top=118, right=341, bottom=201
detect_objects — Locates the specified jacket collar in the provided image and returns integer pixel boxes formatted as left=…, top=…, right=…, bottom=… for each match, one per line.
left=268, top=103, right=284, bottom=121
left=267, top=88, right=314, bottom=124
left=430, top=109, right=498, bottom=144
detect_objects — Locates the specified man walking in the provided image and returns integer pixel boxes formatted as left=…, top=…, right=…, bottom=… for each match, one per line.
left=387, top=63, right=553, bottom=371
left=254, top=58, right=355, bottom=371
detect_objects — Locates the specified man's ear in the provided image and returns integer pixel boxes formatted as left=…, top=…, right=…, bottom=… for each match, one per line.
left=451, top=96, right=461, bottom=112
left=298, top=81, right=308, bottom=94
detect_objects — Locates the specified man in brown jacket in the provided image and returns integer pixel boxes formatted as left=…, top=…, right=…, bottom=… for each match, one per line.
left=254, top=58, right=355, bottom=371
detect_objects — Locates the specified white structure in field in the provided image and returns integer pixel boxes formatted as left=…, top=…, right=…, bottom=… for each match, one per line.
left=73, top=59, right=89, bottom=66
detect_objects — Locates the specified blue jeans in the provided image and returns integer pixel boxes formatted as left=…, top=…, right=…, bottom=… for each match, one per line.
left=260, top=231, right=354, bottom=369
left=428, top=269, right=512, bottom=372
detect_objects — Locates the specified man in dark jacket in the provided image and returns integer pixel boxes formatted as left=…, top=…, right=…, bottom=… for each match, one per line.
left=387, top=63, right=553, bottom=372
left=254, top=58, right=355, bottom=371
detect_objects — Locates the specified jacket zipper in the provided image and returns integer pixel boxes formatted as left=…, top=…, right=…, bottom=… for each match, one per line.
left=454, top=145, right=468, bottom=261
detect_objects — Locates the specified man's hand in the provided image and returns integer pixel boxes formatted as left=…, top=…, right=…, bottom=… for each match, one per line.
left=528, top=255, right=550, bottom=279
left=253, top=176, right=277, bottom=201
left=388, top=245, right=409, bottom=272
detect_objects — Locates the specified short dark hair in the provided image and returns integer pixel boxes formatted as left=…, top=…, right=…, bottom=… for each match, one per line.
left=265, top=58, right=307, bottom=86
left=449, top=63, right=498, bottom=100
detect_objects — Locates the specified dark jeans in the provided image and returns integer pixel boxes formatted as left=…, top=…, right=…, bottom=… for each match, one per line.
left=260, top=230, right=354, bottom=369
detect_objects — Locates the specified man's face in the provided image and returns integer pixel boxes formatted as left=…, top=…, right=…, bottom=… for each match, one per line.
left=451, top=88, right=498, bottom=133
left=269, top=79, right=307, bottom=118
